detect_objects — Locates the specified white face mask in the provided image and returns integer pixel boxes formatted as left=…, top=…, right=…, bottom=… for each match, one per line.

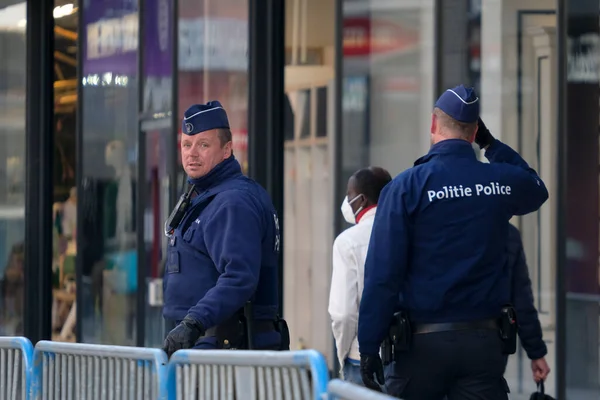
left=341, top=195, right=364, bottom=225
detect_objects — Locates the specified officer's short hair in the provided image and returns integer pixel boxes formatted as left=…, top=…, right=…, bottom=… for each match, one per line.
left=433, top=107, right=477, bottom=139
left=217, top=128, right=232, bottom=146
left=352, top=167, right=392, bottom=204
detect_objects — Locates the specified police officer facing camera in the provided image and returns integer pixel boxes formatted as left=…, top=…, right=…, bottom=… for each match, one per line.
left=358, top=85, right=549, bottom=399
left=162, top=101, right=288, bottom=357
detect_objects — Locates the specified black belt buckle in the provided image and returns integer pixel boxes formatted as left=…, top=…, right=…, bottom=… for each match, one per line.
left=499, top=305, right=518, bottom=355
left=204, top=315, right=245, bottom=350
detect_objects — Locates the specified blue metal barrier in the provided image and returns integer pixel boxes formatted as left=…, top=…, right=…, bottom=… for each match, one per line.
left=167, top=349, right=330, bottom=399
left=0, top=336, right=34, bottom=400
left=31, top=341, right=169, bottom=400
left=326, top=379, right=396, bottom=400
left=13, top=339, right=338, bottom=399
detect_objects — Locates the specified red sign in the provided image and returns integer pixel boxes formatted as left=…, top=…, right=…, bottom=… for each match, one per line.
left=379, top=76, right=419, bottom=93
left=232, top=129, right=248, bottom=152
left=343, top=18, right=418, bottom=57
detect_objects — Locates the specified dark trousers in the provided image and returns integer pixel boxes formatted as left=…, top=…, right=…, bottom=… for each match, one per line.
left=165, top=319, right=177, bottom=332
left=385, top=328, right=509, bottom=400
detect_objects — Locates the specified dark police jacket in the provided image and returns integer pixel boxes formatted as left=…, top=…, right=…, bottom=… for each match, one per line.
left=508, top=224, right=547, bottom=360
left=162, top=157, right=280, bottom=344
left=358, top=139, right=549, bottom=355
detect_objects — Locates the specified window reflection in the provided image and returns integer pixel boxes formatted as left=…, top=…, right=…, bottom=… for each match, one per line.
left=564, top=1, right=600, bottom=397
left=0, top=1, right=27, bottom=337
left=79, top=0, right=139, bottom=345
left=141, top=0, right=174, bottom=348
left=51, top=0, right=78, bottom=342
left=177, top=0, right=249, bottom=174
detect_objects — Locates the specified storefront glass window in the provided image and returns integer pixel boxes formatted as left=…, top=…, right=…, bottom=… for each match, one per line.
left=0, top=0, right=26, bottom=337
left=480, top=1, right=558, bottom=397
left=141, top=0, right=174, bottom=348
left=177, top=0, right=249, bottom=175
left=52, top=0, right=78, bottom=342
left=79, top=0, right=139, bottom=345
left=565, top=1, right=600, bottom=398
left=339, top=0, right=435, bottom=197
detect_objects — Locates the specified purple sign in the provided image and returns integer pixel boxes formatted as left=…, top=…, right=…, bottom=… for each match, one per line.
left=144, top=0, right=172, bottom=77
left=82, top=0, right=139, bottom=76
left=142, top=0, right=172, bottom=113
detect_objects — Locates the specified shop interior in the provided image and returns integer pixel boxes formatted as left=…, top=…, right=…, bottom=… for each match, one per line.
left=50, top=0, right=78, bottom=342
left=0, top=0, right=27, bottom=338
left=0, top=0, right=81, bottom=342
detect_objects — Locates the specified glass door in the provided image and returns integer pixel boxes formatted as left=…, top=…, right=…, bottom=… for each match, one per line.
left=480, top=2, right=559, bottom=398
left=137, top=128, right=173, bottom=347
left=137, top=0, right=176, bottom=348
left=512, top=10, right=558, bottom=398
left=564, top=1, right=600, bottom=398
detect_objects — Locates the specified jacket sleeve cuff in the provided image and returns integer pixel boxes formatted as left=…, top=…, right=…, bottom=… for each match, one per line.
left=483, top=139, right=502, bottom=159
left=186, top=310, right=210, bottom=330
left=526, top=345, right=548, bottom=361
left=358, top=343, right=380, bottom=357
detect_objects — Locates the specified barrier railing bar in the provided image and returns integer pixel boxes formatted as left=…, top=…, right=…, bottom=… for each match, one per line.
left=1, top=338, right=349, bottom=400
left=327, top=379, right=396, bottom=400
left=31, top=341, right=169, bottom=400
left=33, top=341, right=168, bottom=362
left=0, top=337, right=34, bottom=400
left=167, top=349, right=330, bottom=400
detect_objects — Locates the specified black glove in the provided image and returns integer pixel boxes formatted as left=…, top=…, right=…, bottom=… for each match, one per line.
left=475, top=117, right=495, bottom=149
left=360, top=353, right=385, bottom=392
left=162, top=315, right=205, bottom=358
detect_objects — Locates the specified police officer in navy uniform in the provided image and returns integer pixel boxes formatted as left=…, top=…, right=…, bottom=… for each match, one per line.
left=357, top=85, right=549, bottom=399
left=506, top=224, right=551, bottom=384
left=162, top=101, right=285, bottom=357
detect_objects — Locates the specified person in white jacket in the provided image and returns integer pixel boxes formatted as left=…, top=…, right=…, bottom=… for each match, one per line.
left=328, top=166, right=392, bottom=385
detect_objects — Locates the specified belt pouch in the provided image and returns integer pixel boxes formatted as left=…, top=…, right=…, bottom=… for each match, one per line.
left=207, top=314, right=245, bottom=349
left=499, top=305, right=518, bottom=354
left=391, top=311, right=412, bottom=353
left=381, top=337, right=393, bottom=365
left=274, top=315, right=291, bottom=351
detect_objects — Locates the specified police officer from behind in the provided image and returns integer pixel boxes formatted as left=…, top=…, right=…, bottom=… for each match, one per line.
left=358, top=85, right=549, bottom=399
left=507, top=224, right=551, bottom=384
left=162, top=101, right=286, bottom=357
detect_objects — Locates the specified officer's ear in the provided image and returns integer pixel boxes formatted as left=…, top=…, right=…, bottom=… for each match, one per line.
left=430, top=113, right=437, bottom=134
left=468, top=124, right=479, bottom=143
left=223, top=140, right=233, bottom=158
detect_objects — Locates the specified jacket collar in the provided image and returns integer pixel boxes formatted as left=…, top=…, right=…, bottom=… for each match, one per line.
left=414, top=139, right=476, bottom=166
left=357, top=207, right=376, bottom=224
left=187, top=156, right=242, bottom=191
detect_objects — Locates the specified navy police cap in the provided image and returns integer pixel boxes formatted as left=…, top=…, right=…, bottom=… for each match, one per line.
left=434, top=85, right=480, bottom=123
left=182, top=100, right=230, bottom=135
